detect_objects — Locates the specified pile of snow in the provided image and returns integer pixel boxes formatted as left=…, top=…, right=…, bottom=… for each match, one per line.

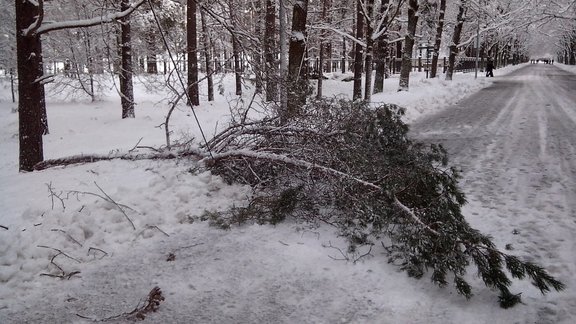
left=3, top=64, right=571, bottom=323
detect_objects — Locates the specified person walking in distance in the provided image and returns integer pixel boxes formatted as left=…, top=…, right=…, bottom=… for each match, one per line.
left=486, top=59, right=494, bottom=77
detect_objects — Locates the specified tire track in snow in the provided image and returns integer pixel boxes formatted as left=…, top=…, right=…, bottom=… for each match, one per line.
left=411, top=64, right=576, bottom=324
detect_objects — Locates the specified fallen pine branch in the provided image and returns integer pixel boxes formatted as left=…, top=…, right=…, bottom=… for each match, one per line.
left=33, top=149, right=201, bottom=171
left=197, top=99, right=565, bottom=306
left=198, top=149, right=435, bottom=235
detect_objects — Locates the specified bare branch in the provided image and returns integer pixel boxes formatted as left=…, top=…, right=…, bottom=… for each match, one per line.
left=33, top=0, right=147, bottom=36
left=93, top=182, right=136, bottom=230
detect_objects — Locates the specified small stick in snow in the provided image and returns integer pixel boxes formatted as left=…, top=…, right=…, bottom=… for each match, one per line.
left=38, top=246, right=82, bottom=280
left=37, top=245, right=82, bottom=263
left=46, top=182, right=66, bottom=211
left=93, top=181, right=136, bottom=230
left=50, top=229, right=83, bottom=247
left=128, top=137, right=144, bottom=153
left=87, top=247, right=108, bottom=259
left=76, top=286, right=165, bottom=322
left=0, top=225, right=8, bottom=230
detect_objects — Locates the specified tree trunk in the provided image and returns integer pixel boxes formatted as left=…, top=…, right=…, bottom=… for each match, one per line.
left=16, top=0, right=45, bottom=171
left=317, top=0, right=331, bottom=99
left=253, top=0, right=263, bottom=94
left=264, top=0, right=277, bottom=101
left=279, top=0, right=288, bottom=114
left=446, top=0, right=466, bottom=81
left=146, top=55, right=157, bottom=74
left=341, top=36, right=346, bottom=74
left=228, top=0, right=242, bottom=96
left=373, top=0, right=390, bottom=94
left=398, top=0, right=419, bottom=91
left=430, top=0, right=446, bottom=78
left=352, top=0, right=364, bottom=100
left=286, top=0, right=309, bottom=121
left=119, top=0, right=135, bottom=118
left=187, top=0, right=200, bottom=106
left=364, top=0, right=375, bottom=101
left=200, top=6, right=214, bottom=101
left=146, top=25, right=158, bottom=74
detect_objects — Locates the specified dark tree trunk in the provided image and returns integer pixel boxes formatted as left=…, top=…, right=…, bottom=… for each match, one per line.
left=398, top=0, right=419, bottom=91
left=264, top=0, right=277, bottom=101
left=373, top=0, right=390, bottom=94
left=352, top=0, right=364, bottom=100
left=341, top=36, right=346, bottom=73
left=120, top=0, right=135, bottom=118
left=364, top=0, right=375, bottom=101
left=430, top=0, right=446, bottom=78
left=253, top=0, right=263, bottom=94
left=229, top=0, right=242, bottom=96
left=232, top=37, right=242, bottom=95
left=317, top=0, right=331, bottom=99
left=286, top=0, right=309, bottom=120
left=200, top=7, right=214, bottom=101
left=341, top=5, right=347, bottom=74
left=16, top=0, right=45, bottom=171
left=187, top=0, right=200, bottom=106
left=146, top=55, right=157, bottom=74
left=446, top=0, right=466, bottom=81
left=146, top=29, right=157, bottom=74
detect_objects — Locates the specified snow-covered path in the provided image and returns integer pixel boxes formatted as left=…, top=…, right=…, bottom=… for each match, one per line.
left=2, top=66, right=576, bottom=324
left=412, top=64, right=576, bottom=323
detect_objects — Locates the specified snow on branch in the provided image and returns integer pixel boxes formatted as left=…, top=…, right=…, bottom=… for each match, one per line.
left=29, top=0, right=147, bottom=36
left=198, top=149, right=439, bottom=236
left=309, top=24, right=367, bottom=48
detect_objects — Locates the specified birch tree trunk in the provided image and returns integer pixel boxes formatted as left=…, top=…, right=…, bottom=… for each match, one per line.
left=398, top=0, right=419, bottom=91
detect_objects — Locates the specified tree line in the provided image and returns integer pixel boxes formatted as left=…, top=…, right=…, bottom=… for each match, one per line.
left=4, top=0, right=576, bottom=171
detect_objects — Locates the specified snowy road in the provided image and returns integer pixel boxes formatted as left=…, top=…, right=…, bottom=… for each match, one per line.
left=412, top=64, right=576, bottom=323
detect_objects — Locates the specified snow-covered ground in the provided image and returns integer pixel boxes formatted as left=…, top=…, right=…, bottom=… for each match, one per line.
left=1, top=64, right=573, bottom=323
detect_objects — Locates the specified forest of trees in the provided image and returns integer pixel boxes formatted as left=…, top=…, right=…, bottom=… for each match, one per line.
left=1, top=0, right=575, bottom=171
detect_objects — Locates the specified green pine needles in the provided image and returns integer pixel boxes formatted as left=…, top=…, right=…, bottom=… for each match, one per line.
left=203, top=98, right=565, bottom=307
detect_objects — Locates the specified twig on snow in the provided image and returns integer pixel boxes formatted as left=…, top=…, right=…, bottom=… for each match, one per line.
left=37, top=245, right=82, bottom=280
left=323, top=241, right=373, bottom=264
left=50, top=229, right=83, bottom=247
left=128, top=137, right=144, bottom=153
left=87, top=247, right=109, bottom=260
left=136, top=225, right=170, bottom=239
left=76, top=286, right=165, bottom=322
left=93, top=181, right=136, bottom=230
left=46, top=182, right=66, bottom=211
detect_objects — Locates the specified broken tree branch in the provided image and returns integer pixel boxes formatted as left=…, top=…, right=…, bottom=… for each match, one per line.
left=93, top=182, right=136, bottom=230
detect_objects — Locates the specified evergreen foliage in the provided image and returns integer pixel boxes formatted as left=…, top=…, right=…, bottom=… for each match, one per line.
left=203, top=98, right=564, bottom=307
